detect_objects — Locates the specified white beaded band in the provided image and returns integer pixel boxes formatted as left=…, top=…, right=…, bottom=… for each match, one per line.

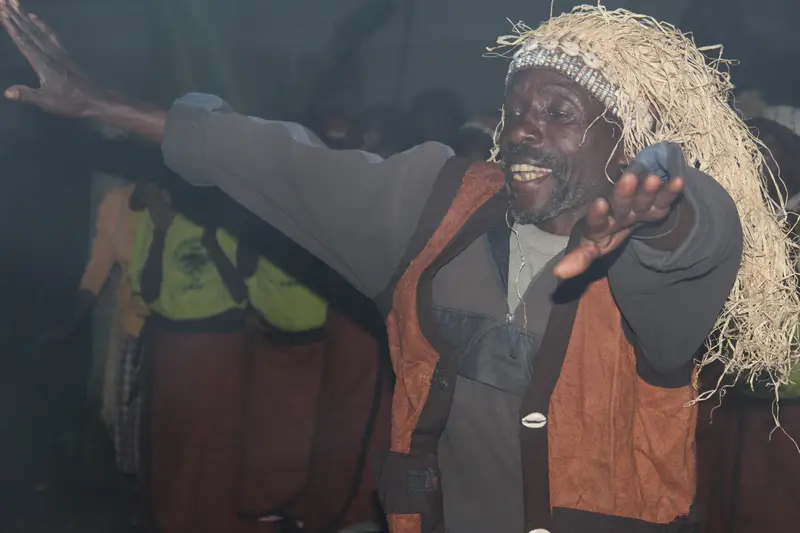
left=507, top=40, right=620, bottom=118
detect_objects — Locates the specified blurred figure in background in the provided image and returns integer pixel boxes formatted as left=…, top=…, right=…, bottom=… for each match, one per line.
left=737, top=89, right=800, bottom=138
left=353, top=104, right=411, bottom=158
left=38, top=182, right=155, bottom=476
left=315, top=106, right=358, bottom=150
left=407, top=88, right=466, bottom=147
left=130, top=189, right=255, bottom=533
left=453, top=112, right=500, bottom=162
left=744, top=116, right=800, bottom=214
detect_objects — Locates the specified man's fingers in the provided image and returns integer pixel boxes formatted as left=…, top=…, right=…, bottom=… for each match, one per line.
left=553, top=242, right=600, bottom=280
left=29, top=13, right=62, bottom=50
left=611, top=172, right=638, bottom=215
left=1, top=7, right=38, bottom=62
left=26, top=12, right=64, bottom=59
left=653, top=176, right=684, bottom=210
left=13, top=8, right=60, bottom=59
left=5, top=84, right=45, bottom=104
left=632, top=174, right=661, bottom=213
left=584, top=198, right=611, bottom=234
left=2, top=2, right=59, bottom=64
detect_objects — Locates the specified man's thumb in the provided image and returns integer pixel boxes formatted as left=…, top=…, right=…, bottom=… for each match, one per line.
left=5, top=84, right=43, bottom=104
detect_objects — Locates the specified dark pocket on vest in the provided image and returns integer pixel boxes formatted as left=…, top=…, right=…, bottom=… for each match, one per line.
left=376, top=451, right=444, bottom=533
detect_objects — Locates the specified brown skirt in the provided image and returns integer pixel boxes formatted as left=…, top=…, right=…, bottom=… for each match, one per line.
left=302, top=309, right=391, bottom=532
left=238, top=322, right=326, bottom=518
left=145, top=322, right=256, bottom=533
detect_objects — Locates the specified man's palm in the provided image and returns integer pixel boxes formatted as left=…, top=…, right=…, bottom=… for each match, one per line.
left=554, top=173, right=685, bottom=279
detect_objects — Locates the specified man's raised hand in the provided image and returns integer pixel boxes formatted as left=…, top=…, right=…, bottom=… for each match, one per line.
left=0, top=0, right=102, bottom=117
left=554, top=172, right=686, bottom=280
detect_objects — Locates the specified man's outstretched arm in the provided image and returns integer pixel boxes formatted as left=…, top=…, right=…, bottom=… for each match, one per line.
left=0, top=1, right=454, bottom=297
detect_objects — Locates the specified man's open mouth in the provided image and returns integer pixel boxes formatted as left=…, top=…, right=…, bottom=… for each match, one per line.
left=509, top=163, right=552, bottom=182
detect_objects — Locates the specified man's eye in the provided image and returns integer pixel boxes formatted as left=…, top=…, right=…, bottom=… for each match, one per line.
left=508, top=109, right=523, bottom=118
left=547, top=109, right=572, bottom=121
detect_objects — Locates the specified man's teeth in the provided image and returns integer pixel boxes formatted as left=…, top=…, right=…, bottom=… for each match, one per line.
left=510, top=164, right=551, bottom=182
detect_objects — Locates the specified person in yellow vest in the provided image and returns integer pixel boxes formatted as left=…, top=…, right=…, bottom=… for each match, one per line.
left=238, top=254, right=327, bottom=531
left=129, top=194, right=255, bottom=533
left=239, top=252, right=390, bottom=533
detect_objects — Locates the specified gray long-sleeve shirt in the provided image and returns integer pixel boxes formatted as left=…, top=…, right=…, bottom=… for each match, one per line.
left=162, top=93, right=742, bottom=374
left=161, top=93, right=743, bottom=531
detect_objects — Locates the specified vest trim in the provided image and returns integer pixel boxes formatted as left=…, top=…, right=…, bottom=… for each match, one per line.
left=519, top=236, right=617, bottom=530
left=375, top=155, right=473, bottom=316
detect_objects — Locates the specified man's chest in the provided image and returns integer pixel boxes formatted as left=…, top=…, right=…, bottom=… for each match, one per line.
left=427, top=234, right=558, bottom=395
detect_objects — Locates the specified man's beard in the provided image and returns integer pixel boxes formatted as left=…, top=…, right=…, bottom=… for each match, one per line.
left=503, top=143, right=588, bottom=225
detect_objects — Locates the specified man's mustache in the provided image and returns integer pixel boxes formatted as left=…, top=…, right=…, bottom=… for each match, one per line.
left=501, top=143, right=566, bottom=170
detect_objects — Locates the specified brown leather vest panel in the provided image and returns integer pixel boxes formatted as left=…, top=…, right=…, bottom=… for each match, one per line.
left=549, top=278, right=697, bottom=523
left=386, top=163, right=505, bottom=455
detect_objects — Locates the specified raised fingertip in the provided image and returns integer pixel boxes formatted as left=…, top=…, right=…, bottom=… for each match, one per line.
left=591, top=196, right=610, bottom=214
left=644, top=174, right=662, bottom=188
left=5, top=87, right=19, bottom=100
left=668, top=175, right=685, bottom=192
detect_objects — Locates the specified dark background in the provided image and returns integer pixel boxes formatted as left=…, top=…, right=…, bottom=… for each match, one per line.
left=0, top=0, right=797, bottom=530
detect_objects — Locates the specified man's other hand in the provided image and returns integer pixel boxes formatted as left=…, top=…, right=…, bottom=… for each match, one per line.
left=554, top=172, right=686, bottom=280
left=0, top=0, right=103, bottom=117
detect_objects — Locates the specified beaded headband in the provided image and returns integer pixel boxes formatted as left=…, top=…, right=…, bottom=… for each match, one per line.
left=506, top=39, right=620, bottom=118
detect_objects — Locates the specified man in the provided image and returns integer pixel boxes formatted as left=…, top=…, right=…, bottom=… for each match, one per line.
left=3, top=3, right=797, bottom=533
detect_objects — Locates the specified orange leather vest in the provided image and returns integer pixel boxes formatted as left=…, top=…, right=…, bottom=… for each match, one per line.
left=380, top=163, right=697, bottom=533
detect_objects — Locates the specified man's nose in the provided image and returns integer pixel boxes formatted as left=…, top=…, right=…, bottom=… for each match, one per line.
left=506, top=118, right=544, bottom=147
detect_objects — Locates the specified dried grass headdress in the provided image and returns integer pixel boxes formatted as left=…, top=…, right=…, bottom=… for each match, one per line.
left=487, top=5, right=800, bottom=394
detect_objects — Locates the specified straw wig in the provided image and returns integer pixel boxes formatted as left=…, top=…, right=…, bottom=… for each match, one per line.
left=487, top=5, right=800, bottom=395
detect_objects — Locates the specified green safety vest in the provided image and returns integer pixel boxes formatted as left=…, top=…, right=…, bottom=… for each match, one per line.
left=129, top=213, right=246, bottom=320
left=246, top=258, right=327, bottom=332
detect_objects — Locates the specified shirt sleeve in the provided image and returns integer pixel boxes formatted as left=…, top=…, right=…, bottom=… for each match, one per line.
left=161, top=93, right=454, bottom=298
left=609, top=168, right=744, bottom=386
left=79, top=192, right=120, bottom=296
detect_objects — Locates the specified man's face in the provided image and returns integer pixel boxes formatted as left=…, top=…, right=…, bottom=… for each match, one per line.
left=499, top=68, right=624, bottom=226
